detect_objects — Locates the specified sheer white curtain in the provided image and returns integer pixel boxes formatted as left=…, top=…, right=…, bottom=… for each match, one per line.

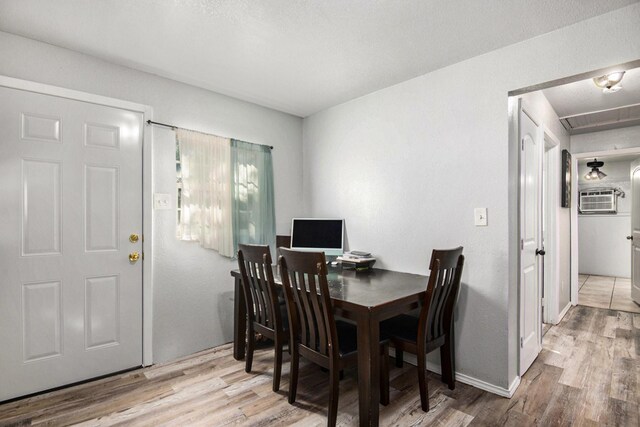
left=177, top=129, right=234, bottom=257
left=231, top=139, right=276, bottom=255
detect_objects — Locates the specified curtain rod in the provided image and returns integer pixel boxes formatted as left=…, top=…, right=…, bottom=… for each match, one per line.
left=146, top=120, right=274, bottom=150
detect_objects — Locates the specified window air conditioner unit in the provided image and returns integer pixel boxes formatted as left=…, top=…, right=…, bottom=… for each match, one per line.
left=579, top=188, right=617, bottom=214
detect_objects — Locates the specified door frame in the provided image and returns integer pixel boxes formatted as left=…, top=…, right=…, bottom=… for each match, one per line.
left=0, top=75, right=155, bottom=366
left=542, top=126, right=561, bottom=323
left=570, top=146, right=640, bottom=307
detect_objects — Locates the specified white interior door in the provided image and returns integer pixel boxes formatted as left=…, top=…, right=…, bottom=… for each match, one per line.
left=0, top=86, right=143, bottom=401
left=630, top=161, right=640, bottom=305
left=519, top=103, right=543, bottom=376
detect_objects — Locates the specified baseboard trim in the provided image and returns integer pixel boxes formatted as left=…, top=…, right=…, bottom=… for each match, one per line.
left=391, top=349, right=519, bottom=398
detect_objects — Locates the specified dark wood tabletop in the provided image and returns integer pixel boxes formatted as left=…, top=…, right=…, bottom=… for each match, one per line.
left=231, top=265, right=428, bottom=426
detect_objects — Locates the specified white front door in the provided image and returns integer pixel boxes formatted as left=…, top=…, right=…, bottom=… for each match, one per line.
left=519, top=103, right=542, bottom=376
left=630, top=162, right=640, bottom=305
left=0, top=86, right=143, bottom=401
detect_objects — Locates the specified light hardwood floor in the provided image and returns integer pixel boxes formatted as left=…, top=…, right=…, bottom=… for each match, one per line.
left=579, top=274, right=640, bottom=314
left=0, top=305, right=638, bottom=426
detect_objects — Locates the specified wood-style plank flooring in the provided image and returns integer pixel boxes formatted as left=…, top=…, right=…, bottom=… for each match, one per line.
left=579, top=274, right=640, bottom=314
left=0, top=305, right=638, bottom=426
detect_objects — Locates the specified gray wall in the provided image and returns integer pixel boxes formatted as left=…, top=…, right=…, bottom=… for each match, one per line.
left=0, top=31, right=305, bottom=363
left=303, top=4, right=640, bottom=390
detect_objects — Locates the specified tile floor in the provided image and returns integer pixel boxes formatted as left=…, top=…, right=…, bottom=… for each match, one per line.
left=578, top=274, right=640, bottom=313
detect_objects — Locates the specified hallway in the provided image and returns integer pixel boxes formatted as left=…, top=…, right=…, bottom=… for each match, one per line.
left=578, top=274, right=640, bottom=314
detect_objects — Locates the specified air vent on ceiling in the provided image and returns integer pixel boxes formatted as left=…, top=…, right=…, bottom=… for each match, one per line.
left=560, top=103, right=640, bottom=135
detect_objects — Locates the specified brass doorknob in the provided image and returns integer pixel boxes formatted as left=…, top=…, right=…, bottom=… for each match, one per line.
left=129, top=234, right=139, bottom=243
left=129, top=251, right=140, bottom=262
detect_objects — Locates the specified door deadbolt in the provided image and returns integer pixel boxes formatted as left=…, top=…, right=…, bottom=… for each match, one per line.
left=129, top=234, right=139, bottom=243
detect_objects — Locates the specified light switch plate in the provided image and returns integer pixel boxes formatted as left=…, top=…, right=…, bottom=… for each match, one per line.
left=474, top=208, right=488, bottom=226
left=154, top=193, right=171, bottom=210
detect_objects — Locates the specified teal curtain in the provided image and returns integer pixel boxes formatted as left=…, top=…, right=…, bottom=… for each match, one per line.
left=231, top=139, right=276, bottom=256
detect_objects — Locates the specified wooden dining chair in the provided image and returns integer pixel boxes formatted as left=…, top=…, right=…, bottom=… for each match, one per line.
left=278, top=248, right=389, bottom=427
left=381, top=246, right=464, bottom=412
left=237, top=244, right=288, bottom=392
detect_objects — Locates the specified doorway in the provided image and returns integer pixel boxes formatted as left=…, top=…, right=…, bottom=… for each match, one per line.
left=513, top=61, right=640, bottom=377
left=573, top=149, right=640, bottom=314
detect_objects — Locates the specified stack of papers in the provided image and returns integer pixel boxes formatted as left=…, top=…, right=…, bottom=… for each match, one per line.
left=339, top=251, right=375, bottom=263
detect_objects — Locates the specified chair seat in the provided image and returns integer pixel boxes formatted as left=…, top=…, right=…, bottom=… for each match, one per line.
left=335, top=320, right=359, bottom=355
left=380, top=314, right=419, bottom=342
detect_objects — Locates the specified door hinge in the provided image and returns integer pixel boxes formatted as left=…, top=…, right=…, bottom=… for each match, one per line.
left=521, top=138, right=525, bottom=151
left=520, top=337, right=523, bottom=348
left=520, top=239, right=524, bottom=250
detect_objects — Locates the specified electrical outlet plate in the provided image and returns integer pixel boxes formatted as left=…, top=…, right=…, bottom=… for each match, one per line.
left=474, top=208, right=488, bottom=226
left=154, top=193, right=171, bottom=210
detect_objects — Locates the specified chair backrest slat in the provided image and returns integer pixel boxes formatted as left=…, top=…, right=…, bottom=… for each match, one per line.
left=248, top=262, right=263, bottom=324
left=308, top=273, right=328, bottom=355
left=298, top=271, right=315, bottom=347
left=419, top=247, right=464, bottom=343
left=237, top=244, right=282, bottom=332
left=279, top=248, right=337, bottom=358
left=290, top=271, right=307, bottom=345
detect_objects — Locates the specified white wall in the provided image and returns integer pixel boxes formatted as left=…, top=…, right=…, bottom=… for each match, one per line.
left=303, top=4, right=640, bottom=391
left=579, top=216, right=630, bottom=277
left=0, top=31, right=305, bottom=363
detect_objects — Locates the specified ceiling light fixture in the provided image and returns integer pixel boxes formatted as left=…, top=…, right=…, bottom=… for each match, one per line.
left=593, top=71, right=625, bottom=93
left=584, top=158, right=607, bottom=180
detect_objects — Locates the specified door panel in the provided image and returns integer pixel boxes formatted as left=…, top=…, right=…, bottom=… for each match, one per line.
left=21, top=112, right=61, bottom=143
left=85, top=275, right=120, bottom=349
left=22, top=159, right=62, bottom=255
left=0, top=86, right=143, bottom=401
left=22, top=281, right=63, bottom=362
left=519, top=105, right=542, bottom=376
left=85, top=165, right=120, bottom=251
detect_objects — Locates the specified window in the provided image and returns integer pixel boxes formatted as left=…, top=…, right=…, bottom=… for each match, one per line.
left=175, top=129, right=275, bottom=258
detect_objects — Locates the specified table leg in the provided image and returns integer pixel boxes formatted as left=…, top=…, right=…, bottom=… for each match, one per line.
left=356, top=311, right=380, bottom=426
left=233, top=276, right=246, bottom=360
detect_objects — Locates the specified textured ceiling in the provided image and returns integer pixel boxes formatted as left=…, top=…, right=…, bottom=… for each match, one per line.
left=543, top=67, right=640, bottom=118
left=0, top=0, right=637, bottom=116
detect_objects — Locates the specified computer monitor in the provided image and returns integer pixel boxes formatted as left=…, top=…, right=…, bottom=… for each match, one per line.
left=290, top=218, right=344, bottom=256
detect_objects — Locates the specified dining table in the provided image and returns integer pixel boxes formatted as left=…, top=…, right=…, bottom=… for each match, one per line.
left=231, top=265, right=428, bottom=427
